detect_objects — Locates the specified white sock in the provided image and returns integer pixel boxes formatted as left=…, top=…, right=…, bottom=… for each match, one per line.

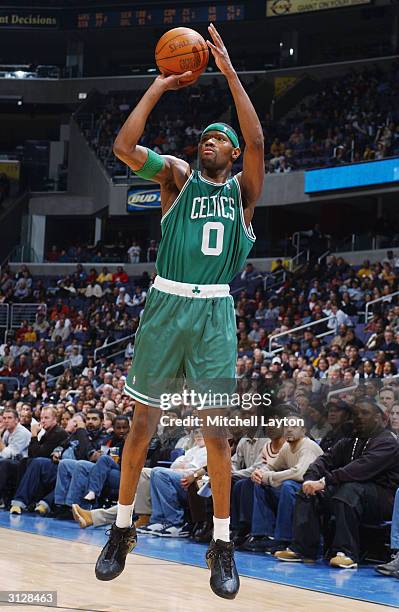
left=83, top=491, right=96, bottom=501
left=213, top=516, right=230, bottom=542
left=115, top=503, right=134, bottom=528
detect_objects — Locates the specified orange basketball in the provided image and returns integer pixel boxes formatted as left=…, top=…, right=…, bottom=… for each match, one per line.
left=155, top=27, right=209, bottom=84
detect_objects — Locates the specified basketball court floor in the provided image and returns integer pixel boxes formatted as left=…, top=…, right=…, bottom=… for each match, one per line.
left=0, top=512, right=397, bottom=611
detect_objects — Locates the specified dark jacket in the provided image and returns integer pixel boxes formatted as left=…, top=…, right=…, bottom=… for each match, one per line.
left=53, top=428, right=92, bottom=461
left=305, top=428, right=399, bottom=501
left=28, top=425, right=68, bottom=458
left=319, top=422, right=354, bottom=453
left=87, top=427, right=109, bottom=458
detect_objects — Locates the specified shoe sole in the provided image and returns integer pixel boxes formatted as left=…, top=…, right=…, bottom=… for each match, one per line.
left=275, top=556, right=303, bottom=562
left=136, top=529, right=163, bottom=535
left=375, top=568, right=392, bottom=576
left=330, top=563, right=357, bottom=569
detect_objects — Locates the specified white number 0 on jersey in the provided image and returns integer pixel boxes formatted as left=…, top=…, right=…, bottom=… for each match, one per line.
left=201, top=221, right=224, bottom=256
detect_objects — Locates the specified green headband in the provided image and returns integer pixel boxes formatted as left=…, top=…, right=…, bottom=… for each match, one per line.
left=201, top=123, right=240, bottom=149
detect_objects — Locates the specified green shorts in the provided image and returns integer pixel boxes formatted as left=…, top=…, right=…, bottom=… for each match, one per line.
left=124, top=276, right=237, bottom=409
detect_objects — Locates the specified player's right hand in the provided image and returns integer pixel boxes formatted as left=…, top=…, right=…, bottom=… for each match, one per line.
left=155, top=72, right=196, bottom=91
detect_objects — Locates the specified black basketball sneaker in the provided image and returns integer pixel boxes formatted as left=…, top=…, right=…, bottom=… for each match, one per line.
left=95, top=523, right=137, bottom=581
left=206, top=539, right=240, bottom=599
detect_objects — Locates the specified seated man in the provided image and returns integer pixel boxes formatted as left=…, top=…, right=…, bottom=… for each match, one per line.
left=10, top=412, right=89, bottom=515
left=242, top=414, right=323, bottom=553
left=275, top=398, right=399, bottom=569
left=52, top=413, right=122, bottom=515
left=319, top=400, right=353, bottom=452
left=230, top=419, right=283, bottom=547
left=0, top=408, right=31, bottom=504
left=81, top=416, right=130, bottom=505
left=139, top=429, right=207, bottom=537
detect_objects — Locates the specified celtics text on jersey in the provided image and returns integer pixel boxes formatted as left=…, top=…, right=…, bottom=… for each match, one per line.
left=156, top=170, right=256, bottom=285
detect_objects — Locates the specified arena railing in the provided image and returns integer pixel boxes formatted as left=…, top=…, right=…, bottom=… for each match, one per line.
left=364, top=291, right=399, bottom=323
left=45, top=359, right=72, bottom=383
left=10, top=303, right=47, bottom=328
left=0, top=376, right=20, bottom=391
left=317, top=250, right=331, bottom=265
left=0, top=304, right=10, bottom=342
left=268, top=315, right=333, bottom=354
left=94, top=333, right=136, bottom=364
left=289, top=249, right=309, bottom=271
left=264, top=269, right=287, bottom=292
left=327, top=383, right=358, bottom=401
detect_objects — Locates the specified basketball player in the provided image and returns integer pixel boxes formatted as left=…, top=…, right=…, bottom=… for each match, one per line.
left=95, top=24, right=264, bottom=600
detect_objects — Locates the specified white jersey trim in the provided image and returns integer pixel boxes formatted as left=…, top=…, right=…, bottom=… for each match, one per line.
left=233, top=175, right=256, bottom=242
left=198, top=171, right=228, bottom=186
left=161, top=171, right=194, bottom=224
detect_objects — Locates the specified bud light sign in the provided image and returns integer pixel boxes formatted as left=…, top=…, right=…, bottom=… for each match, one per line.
left=127, top=187, right=161, bottom=212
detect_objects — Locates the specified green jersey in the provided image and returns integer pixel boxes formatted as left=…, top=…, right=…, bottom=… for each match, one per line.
left=156, top=170, right=255, bottom=284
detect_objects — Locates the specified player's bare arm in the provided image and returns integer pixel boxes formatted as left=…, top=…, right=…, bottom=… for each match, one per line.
left=207, top=23, right=264, bottom=226
left=112, top=72, right=193, bottom=213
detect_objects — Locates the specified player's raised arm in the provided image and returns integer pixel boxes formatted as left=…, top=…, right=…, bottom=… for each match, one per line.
left=206, top=23, right=264, bottom=213
left=113, top=72, right=193, bottom=186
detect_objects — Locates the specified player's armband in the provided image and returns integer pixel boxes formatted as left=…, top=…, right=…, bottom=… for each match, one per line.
left=134, top=148, right=164, bottom=179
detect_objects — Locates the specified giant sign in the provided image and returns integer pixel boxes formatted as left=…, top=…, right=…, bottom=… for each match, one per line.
left=266, top=0, right=370, bottom=17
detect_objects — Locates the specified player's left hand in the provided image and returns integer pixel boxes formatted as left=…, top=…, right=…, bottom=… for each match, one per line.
left=206, top=23, right=235, bottom=77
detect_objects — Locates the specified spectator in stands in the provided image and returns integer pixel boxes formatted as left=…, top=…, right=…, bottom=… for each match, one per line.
left=131, top=286, right=147, bottom=307
left=85, top=279, right=103, bottom=299
left=140, top=429, right=207, bottom=537
left=378, top=387, right=397, bottom=413
left=379, top=329, right=399, bottom=359
left=49, top=410, right=108, bottom=518
left=9, top=413, right=91, bottom=516
left=319, top=400, right=353, bottom=452
left=231, top=413, right=286, bottom=547
left=147, top=240, right=158, bottom=263
left=242, top=415, right=322, bottom=553
left=127, top=241, right=141, bottom=264
left=80, top=416, right=130, bottom=505
left=275, top=398, right=399, bottom=569
left=97, top=267, right=113, bottom=284
left=325, top=304, right=353, bottom=333
left=112, top=266, right=129, bottom=285
left=116, top=287, right=133, bottom=307
left=307, top=402, right=331, bottom=443
left=0, top=408, right=31, bottom=504
left=19, top=404, right=38, bottom=431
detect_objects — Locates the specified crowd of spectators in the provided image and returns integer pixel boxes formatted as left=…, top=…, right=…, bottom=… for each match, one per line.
left=79, top=80, right=231, bottom=178
left=1, top=252, right=399, bottom=578
left=78, top=64, right=399, bottom=179
left=45, top=239, right=159, bottom=264
left=263, top=64, right=399, bottom=173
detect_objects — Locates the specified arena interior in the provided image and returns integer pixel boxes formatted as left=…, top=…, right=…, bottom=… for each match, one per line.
left=1, top=0, right=399, bottom=610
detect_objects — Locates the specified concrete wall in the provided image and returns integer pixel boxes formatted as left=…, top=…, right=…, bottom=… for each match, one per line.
left=0, top=54, right=397, bottom=105
left=8, top=256, right=280, bottom=277
left=8, top=248, right=398, bottom=276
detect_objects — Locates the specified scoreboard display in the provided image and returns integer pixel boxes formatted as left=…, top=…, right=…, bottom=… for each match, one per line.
left=75, top=4, right=244, bottom=29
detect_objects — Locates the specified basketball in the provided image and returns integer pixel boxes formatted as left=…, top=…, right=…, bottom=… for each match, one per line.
left=155, top=27, right=209, bottom=84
